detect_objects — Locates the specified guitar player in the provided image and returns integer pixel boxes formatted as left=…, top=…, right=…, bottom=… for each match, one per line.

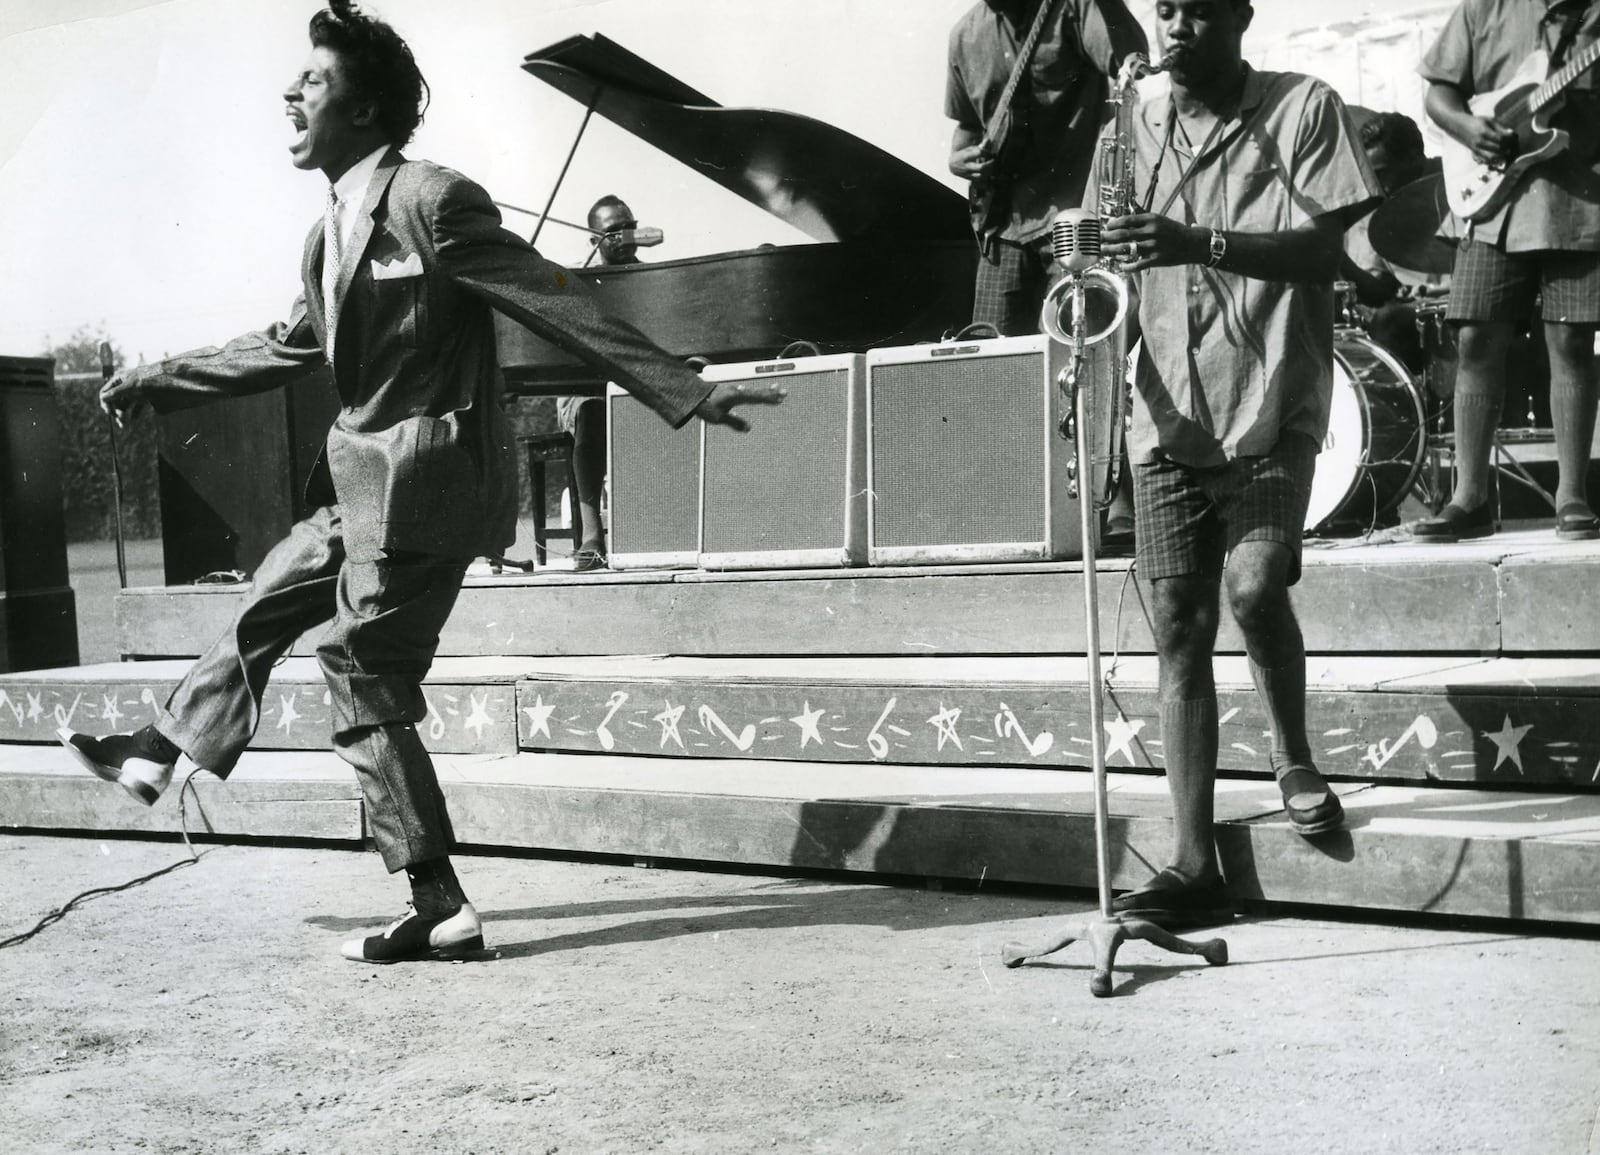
left=946, top=0, right=1147, bottom=338
left=1415, top=0, right=1600, bottom=543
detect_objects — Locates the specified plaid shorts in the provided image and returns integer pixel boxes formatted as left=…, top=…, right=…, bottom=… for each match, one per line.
left=1447, top=241, right=1600, bottom=324
left=971, top=234, right=1056, bottom=336
left=1132, top=432, right=1319, bottom=586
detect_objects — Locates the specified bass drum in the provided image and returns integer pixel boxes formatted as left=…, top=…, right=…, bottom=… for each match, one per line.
left=1305, top=331, right=1428, bottom=534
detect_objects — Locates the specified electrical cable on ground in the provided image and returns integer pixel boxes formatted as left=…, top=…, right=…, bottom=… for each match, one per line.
left=0, top=769, right=211, bottom=950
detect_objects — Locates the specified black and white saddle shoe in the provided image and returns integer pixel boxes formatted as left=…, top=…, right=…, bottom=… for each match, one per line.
left=340, top=903, right=486, bottom=964
left=56, top=726, right=176, bottom=806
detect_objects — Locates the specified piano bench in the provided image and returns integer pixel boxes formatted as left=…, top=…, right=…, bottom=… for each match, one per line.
left=519, top=430, right=583, bottom=565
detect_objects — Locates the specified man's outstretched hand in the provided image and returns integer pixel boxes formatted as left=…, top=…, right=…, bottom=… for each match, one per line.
left=693, top=380, right=787, bottom=432
left=99, top=368, right=152, bottom=429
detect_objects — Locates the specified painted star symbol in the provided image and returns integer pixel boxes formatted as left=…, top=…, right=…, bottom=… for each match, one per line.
left=276, top=692, right=302, bottom=734
left=464, top=692, right=494, bottom=740
left=653, top=702, right=686, bottom=750
left=25, top=692, right=43, bottom=723
left=1104, top=713, right=1146, bottom=765
left=790, top=702, right=825, bottom=749
left=927, top=704, right=964, bottom=752
left=100, top=693, right=124, bottom=729
left=522, top=695, right=555, bottom=740
left=1482, top=714, right=1534, bottom=774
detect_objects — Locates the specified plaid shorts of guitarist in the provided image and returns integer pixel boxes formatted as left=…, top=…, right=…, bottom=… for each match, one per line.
left=1132, top=432, right=1319, bottom=587
left=1447, top=241, right=1600, bottom=325
left=971, top=234, right=1056, bottom=336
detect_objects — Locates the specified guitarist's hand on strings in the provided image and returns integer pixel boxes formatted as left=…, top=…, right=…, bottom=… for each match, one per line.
left=1463, top=116, right=1520, bottom=169
left=950, top=140, right=998, bottom=182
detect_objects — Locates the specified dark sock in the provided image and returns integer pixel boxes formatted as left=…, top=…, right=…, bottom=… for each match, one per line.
left=406, top=856, right=468, bottom=920
left=1159, top=698, right=1220, bottom=882
left=1248, top=658, right=1321, bottom=790
left=137, top=724, right=182, bottom=764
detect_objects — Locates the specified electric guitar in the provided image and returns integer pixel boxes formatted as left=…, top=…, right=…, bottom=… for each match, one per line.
left=1440, top=38, right=1600, bottom=223
left=968, top=0, right=1059, bottom=258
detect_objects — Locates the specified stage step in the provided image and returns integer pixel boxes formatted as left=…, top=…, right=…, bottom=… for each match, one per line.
left=4, top=743, right=1596, bottom=926
left=8, top=654, right=1596, bottom=789
left=108, top=526, right=1600, bottom=661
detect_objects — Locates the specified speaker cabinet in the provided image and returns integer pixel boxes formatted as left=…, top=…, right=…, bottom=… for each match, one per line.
left=606, top=383, right=701, bottom=570
left=699, top=354, right=865, bottom=570
left=864, top=335, right=1109, bottom=565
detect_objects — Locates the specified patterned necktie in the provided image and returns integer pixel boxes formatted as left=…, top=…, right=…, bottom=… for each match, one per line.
left=323, top=184, right=341, bottom=362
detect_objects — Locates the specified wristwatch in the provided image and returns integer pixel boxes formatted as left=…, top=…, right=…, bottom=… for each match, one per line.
left=1207, top=228, right=1227, bottom=268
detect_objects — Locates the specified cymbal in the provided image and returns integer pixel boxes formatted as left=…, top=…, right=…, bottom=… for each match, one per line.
left=1368, top=171, right=1457, bottom=276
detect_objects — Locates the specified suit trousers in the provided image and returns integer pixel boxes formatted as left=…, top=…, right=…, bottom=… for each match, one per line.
left=155, top=505, right=469, bottom=872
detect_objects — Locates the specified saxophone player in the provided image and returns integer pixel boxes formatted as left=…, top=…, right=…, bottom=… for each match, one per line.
left=1093, top=0, right=1383, bottom=927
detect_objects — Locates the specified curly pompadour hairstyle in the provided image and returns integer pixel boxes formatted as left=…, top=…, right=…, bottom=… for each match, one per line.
left=309, top=1, right=429, bottom=147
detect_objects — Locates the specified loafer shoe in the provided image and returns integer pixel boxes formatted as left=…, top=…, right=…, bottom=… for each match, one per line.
left=341, top=903, right=485, bottom=964
left=1413, top=501, right=1495, bottom=543
left=56, top=726, right=175, bottom=806
left=1278, top=766, right=1345, bottom=836
left=1111, top=868, right=1236, bottom=931
left=1556, top=502, right=1600, bottom=542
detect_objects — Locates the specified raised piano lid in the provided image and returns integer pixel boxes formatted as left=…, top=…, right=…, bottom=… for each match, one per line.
left=521, top=33, right=970, bottom=244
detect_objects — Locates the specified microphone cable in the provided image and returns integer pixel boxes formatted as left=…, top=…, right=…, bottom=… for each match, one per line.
left=0, top=767, right=211, bottom=950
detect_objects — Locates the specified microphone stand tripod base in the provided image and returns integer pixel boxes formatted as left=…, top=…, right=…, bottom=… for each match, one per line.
left=1000, top=914, right=1229, bottom=998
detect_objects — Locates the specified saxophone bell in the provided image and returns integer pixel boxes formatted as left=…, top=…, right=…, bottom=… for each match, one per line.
left=1040, top=209, right=1130, bottom=348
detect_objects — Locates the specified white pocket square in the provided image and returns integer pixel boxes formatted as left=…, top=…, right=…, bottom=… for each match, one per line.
left=371, top=253, right=423, bottom=280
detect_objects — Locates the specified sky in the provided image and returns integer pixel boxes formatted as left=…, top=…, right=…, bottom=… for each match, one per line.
left=0, top=0, right=1438, bottom=365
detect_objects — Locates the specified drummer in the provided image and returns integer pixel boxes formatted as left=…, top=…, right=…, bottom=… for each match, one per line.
left=1340, top=112, right=1452, bottom=371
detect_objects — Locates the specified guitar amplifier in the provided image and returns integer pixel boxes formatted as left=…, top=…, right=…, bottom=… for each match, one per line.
left=605, top=383, right=701, bottom=570
left=864, top=335, right=1112, bottom=565
left=699, top=353, right=866, bottom=570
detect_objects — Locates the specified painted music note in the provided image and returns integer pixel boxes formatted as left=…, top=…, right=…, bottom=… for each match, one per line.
left=866, top=697, right=899, bottom=761
left=52, top=691, right=83, bottom=729
left=597, top=691, right=630, bottom=751
left=995, top=702, right=1053, bottom=757
left=1364, top=714, right=1439, bottom=772
left=697, top=704, right=755, bottom=751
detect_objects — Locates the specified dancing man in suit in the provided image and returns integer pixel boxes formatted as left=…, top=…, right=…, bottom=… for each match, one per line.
left=58, top=1, right=781, bottom=964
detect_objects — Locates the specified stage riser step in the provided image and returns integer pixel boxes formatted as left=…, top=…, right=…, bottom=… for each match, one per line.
left=0, top=675, right=517, bottom=755
left=4, top=755, right=1597, bottom=926
left=513, top=677, right=1600, bottom=790
left=113, top=559, right=1511, bottom=659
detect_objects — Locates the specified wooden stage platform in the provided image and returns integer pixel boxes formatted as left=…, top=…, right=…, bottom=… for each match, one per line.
left=4, top=523, right=1598, bottom=927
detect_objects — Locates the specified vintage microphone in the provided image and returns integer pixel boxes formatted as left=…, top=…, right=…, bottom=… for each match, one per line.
left=1000, top=52, right=1229, bottom=997
left=99, top=341, right=128, bottom=590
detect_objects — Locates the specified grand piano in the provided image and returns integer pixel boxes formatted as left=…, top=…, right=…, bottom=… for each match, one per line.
left=494, top=33, right=979, bottom=390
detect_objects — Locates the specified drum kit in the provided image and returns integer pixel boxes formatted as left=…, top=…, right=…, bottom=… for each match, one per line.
left=1309, top=170, right=1465, bottom=536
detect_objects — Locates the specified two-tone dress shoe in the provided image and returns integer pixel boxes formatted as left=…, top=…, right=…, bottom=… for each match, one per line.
left=56, top=725, right=177, bottom=806
left=340, top=903, right=485, bottom=964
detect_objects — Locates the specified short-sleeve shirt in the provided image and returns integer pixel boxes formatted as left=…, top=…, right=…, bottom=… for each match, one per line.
left=1124, top=68, right=1382, bottom=467
left=1419, top=0, right=1600, bottom=251
left=946, top=0, right=1148, bottom=244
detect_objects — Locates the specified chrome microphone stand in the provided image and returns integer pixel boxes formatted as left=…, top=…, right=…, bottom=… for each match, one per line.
left=999, top=275, right=1228, bottom=997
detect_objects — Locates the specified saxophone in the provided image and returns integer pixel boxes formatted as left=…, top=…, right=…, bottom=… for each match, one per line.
left=1039, top=50, right=1171, bottom=348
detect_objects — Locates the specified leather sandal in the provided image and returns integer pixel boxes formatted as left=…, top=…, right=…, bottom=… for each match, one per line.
left=1556, top=502, right=1600, bottom=542
left=1111, top=867, right=1236, bottom=930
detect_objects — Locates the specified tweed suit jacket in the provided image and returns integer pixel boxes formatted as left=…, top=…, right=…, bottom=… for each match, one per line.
left=136, top=149, right=714, bottom=563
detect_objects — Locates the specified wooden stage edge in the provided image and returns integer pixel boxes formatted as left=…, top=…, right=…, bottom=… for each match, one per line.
left=4, top=747, right=1598, bottom=928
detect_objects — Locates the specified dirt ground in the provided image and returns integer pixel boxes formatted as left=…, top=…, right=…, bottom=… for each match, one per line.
left=2, top=834, right=1597, bottom=1155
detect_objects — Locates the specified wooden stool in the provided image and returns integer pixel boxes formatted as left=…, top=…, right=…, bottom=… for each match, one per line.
left=519, top=430, right=583, bottom=565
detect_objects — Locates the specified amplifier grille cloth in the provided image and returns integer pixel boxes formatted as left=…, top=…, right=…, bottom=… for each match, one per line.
left=608, top=395, right=700, bottom=555
left=702, top=368, right=847, bottom=553
left=870, top=355, right=1045, bottom=548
